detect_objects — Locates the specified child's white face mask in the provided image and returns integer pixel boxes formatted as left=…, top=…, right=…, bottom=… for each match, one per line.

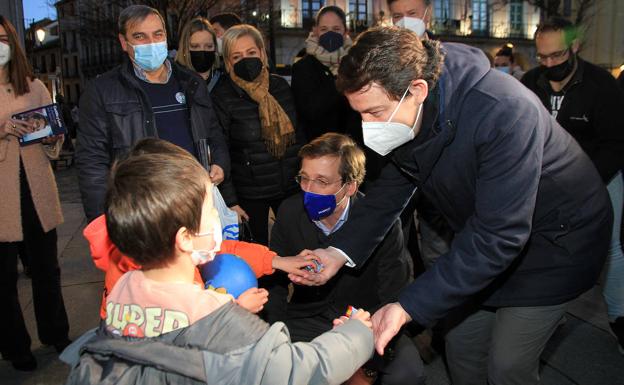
left=191, top=219, right=222, bottom=266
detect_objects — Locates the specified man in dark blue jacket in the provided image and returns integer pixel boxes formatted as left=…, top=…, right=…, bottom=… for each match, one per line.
left=77, top=5, right=229, bottom=222
left=288, top=27, right=613, bottom=385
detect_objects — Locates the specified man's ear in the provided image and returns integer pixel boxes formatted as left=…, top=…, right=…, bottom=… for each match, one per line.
left=119, top=34, right=129, bottom=53
left=408, top=79, right=429, bottom=105
left=175, top=226, right=194, bottom=254
left=570, top=39, right=580, bottom=54
left=346, top=181, right=358, bottom=197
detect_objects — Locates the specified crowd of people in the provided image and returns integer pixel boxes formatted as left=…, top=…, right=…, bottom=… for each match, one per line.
left=0, top=0, right=623, bottom=384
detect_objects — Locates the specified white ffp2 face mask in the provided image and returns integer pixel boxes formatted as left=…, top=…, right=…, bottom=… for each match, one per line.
left=0, top=42, right=11, bottom=66
left=395, top=7, right=428, bottom=37
left=362, top=86, right=423, bottom=156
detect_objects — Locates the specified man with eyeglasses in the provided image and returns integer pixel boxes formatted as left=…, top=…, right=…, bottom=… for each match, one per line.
left=522, top=17, right=624, bottom=353
left=264, top=133, right=423, bottom=384
left=521, top=17, right=623, bottom=174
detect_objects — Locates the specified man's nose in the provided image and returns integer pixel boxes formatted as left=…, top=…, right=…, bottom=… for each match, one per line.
left=301, top=179, right=314, bottom=192
left=542, top=57, right=557, bottom=67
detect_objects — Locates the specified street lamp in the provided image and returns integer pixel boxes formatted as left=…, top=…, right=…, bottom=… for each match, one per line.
left=36, top=28, right=46, bottom=44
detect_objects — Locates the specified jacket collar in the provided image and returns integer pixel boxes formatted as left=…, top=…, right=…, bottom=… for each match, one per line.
left=119, top=57, right=197, bottom=93
left=131, top=59, right=173, bottom=83
left=391, top=83, right=456, bottom=186
left=297, top=192, right=363, bottom=243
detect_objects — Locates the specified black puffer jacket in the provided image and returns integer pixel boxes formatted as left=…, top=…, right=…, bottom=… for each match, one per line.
left=212, top=74, right=302, bottom=206
left=77, top=59, right=229, bottom=221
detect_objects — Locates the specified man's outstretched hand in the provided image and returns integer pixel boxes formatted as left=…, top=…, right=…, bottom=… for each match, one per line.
left=371, top=302, right=412, bottom=355
left=288, top=248, right=347, bottom=286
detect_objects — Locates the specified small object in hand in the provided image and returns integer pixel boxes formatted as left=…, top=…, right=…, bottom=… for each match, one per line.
left=303, top=259, right=324, bottom=273
left=345, top=305, right=359, bottom=318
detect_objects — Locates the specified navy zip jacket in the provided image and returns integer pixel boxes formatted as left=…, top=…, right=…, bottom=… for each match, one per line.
left=328, top=43, right=613, bottom=327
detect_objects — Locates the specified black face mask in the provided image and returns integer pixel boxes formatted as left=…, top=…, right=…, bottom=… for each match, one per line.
left=233, top=57, right=263, bottom=82
left=190, top=50, right=216, bottom=73
left=542, top=53, right=576, bottom=82
left=318, top=31, right=344, bottom=53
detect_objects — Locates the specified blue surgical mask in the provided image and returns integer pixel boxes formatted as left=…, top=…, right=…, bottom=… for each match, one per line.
left=496, top=66, right=511, bottom=74
left=128, top=40, right=168, bottom=71
left=303, top=184, right=347, bottom=221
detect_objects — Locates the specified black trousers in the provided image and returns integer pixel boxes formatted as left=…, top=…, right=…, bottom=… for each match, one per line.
left=238, top=196, right=288, bottom=246
left=0, top=165, right=69, bottom=357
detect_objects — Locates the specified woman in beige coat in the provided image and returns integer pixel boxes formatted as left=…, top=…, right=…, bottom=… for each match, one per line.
left=0, top=16, right=70, bottom=371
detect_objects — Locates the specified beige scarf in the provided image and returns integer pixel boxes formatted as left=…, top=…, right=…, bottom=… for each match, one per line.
left=229, top=66, right=295, bottom=159
left=305, top=33, right=353, bottom=75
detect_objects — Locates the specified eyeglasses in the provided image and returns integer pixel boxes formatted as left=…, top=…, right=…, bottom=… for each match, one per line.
left=536, top=48, right=569, bottom=64
left=195, top=230, right=214, bottom=237
left=295, top=174, right=342, bottom=189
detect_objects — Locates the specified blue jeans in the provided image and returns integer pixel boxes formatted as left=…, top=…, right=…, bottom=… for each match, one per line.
left=603, top=171, right=624, bottom=321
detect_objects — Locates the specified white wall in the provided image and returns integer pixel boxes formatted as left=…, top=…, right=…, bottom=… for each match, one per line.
left=581, top=0, right=624, bottom=70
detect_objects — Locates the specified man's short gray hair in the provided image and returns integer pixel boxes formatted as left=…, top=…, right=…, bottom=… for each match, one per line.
left=118, top=4, right=166, bottom=37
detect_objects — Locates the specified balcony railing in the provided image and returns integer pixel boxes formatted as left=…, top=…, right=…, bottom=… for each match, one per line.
left=278, top=9, right=376, bottom=33
left=430, top=19, right=537, bottom=40
left=276, top=8, right=534, bottom=40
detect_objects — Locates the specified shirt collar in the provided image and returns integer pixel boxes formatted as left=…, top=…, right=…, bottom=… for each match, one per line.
left=313, top=198, right=351, bottom=236
left=133, top=58, right=172, bottom=83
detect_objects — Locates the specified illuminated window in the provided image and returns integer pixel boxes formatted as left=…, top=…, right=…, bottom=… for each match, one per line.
left=472, top=0, right=488, bottom=33
left=302, top=0, right=324, bottom=20
left=349, top=0, right=368, bottom=31
left=434, top=0, right=450, bottom=23
left=509, top=0, right=523, bottom=35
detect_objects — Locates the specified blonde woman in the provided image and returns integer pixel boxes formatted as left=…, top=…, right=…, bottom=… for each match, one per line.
left=175, top=17, right=222, bottom=92
left=212, top=25, right=302, bottom=245
left=0, top=15, right=69, bottom=371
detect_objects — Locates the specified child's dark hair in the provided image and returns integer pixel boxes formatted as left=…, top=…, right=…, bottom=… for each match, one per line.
left=105, top=142, right=210, bottom=269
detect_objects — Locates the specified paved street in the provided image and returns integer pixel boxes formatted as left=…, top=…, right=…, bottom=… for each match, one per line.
left=1, top=166, right=623, bottom=384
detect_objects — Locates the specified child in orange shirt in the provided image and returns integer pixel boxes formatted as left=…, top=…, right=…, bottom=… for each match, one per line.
left=84, top=138, right=314, bottom=318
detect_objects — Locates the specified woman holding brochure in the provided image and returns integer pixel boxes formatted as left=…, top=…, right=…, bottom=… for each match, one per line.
left=0, top=16, right=70, bottom=372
